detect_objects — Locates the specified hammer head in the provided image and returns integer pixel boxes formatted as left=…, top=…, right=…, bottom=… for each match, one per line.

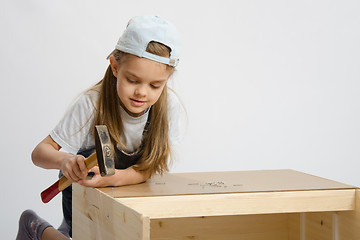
left=94, top=125, right=115, bottom=176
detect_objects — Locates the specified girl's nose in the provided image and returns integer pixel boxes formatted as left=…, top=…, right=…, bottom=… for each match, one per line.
left=134, top=85, right=147, bottom=97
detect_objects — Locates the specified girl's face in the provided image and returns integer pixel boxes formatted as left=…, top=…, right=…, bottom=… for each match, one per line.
left=110, top=55, right=171, bottom=117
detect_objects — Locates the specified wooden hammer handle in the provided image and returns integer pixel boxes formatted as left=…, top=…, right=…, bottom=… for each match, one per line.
left=40, top=153, right=97, bottom=203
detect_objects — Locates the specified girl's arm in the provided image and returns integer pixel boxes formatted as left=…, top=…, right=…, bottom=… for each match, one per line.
left=78, top=165, right=151, bottom=188
left=31, top=135, right=88, bottom=182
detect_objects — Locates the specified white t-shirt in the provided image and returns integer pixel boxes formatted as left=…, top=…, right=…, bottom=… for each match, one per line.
left=50, top=88, right=185, bottom=155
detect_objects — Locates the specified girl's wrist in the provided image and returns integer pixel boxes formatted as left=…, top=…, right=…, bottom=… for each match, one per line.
left=108, top=169, right=125, bottom=187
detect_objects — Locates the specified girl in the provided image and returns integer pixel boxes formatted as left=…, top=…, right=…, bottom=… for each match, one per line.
left=17, top=15, right=184, bottom=240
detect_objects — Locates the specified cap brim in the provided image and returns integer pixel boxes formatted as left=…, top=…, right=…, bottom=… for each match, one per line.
left=106, top=49, right=116, bottom=60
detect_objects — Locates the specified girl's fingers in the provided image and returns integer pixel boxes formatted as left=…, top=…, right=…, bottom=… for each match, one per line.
left=68, top=169, right=80, bottom=182
left=72, top=166, right=83, bottom=180
left=70, top=155, right=87, bottom=180
left=89, top=166, right=100, bottom=174
left=76, top=156, right=88, bottom=176
left=78, top=174, right=100, bottom=187
left=61, top=154, right=88, bottom=181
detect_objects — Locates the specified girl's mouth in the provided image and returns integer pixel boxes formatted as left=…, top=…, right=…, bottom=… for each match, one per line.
left=130, top=98, right=146, bottom=107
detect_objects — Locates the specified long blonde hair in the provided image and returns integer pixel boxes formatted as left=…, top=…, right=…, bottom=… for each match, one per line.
left=90, top=41, right=174, bottom=177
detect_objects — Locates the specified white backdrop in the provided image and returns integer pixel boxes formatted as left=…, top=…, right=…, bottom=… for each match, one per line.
left=1, top=0, right=359, bottom=238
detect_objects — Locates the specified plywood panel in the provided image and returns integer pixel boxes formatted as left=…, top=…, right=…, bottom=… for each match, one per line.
left=72, top=170, right=359, bottom=240
left=338, top=189, right=360, bottom=240
left=305, top=212, right=333, bottom=240
left=72, top=207, right=118, bottom=240
left=288, top=213, right=300, bottom=240
left=117, top=189, right=355, bottom=219
left=98, top=170, right=355, bottom=198
left=73, top=183, right=150, bottom=240
left=150, top=214, right=289, bottom=240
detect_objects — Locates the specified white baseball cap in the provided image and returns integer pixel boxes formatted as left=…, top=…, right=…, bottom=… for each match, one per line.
left=109, top=16, right=181, bottom=67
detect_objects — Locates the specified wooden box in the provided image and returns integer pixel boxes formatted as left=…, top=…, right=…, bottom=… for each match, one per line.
left=73, top=169, right=360, bottom=239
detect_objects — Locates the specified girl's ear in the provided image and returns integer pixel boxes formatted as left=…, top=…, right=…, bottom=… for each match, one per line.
left=109, top=56, right=119, bottom=77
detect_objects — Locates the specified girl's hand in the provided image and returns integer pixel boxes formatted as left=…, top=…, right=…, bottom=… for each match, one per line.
left=78, top=166, right=150, bottom=188
left=60, top=155, right=88, bottom=182
left=78, top=166, right=110, bottom=188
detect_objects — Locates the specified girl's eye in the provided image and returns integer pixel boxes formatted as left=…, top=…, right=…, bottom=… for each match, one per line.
left=127, top=78, right=136, bottom=84
left=150, top=84, right=161, bottom=89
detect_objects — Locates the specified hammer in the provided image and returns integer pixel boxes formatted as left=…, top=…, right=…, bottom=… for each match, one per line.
left=40, top=125, right=115, bottom=203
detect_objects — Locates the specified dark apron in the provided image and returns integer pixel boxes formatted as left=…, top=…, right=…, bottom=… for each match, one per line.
left=61, top=109, right=151, bottom=237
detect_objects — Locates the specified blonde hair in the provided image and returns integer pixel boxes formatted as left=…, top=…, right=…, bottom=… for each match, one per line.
left=90, top=42, right=174, bottom=177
